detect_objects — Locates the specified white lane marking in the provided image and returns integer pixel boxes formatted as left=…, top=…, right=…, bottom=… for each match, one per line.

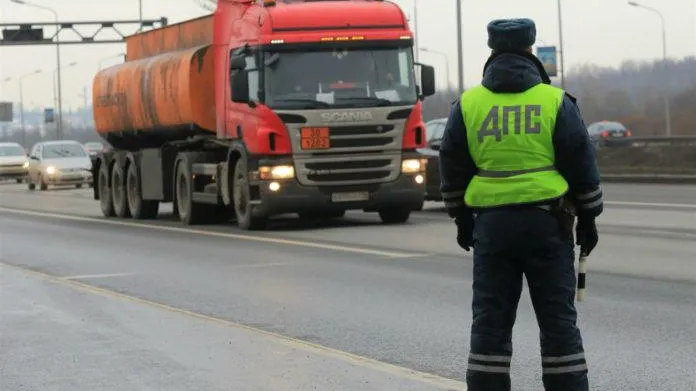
left=600, top=227, right=696, bottom=238
left=388, top=253, right=437, bottom=259
left=0, top=207, right=427, bottom=259
left=0, top=261, right=467, bottom=390
left=60, top=272, right=137, bottom=280
left=605, top=201, right=696, bottom=209
left=227, top=262, right=303, bottom=269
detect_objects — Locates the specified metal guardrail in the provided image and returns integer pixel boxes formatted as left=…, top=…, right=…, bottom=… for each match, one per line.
left=618, top=136, right=696, bottom=147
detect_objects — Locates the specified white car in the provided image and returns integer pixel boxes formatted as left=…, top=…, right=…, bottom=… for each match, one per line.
left=26, top=141, right=93, bottom=191
left=0, top=142, right=29, bottom=183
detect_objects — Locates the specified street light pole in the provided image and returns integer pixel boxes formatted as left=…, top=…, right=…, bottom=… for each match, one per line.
left=53, top=62, right=77, bottom=139
left=11, top=0, right=64, bottom=139
left=455, top=0, right=464, bottom=91
left=421, top=47, right=450, bottom=91
left=18, top=70, right=42, bottom=148
left=138, top=0, right=144, bottom=32
left=413, top=1, right=419, bottom=62
left=1, top=77, right=13, bottom=139
left=628, top=1, right=671, bottom=137
left=557, top=0, right=566, bottom=89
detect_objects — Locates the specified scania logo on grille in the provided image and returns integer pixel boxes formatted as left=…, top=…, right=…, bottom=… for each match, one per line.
left=320, top=111, right=373, bottom=123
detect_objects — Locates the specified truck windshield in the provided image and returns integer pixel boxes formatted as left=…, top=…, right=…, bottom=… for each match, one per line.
left=263, top=47, right=417, bottom=110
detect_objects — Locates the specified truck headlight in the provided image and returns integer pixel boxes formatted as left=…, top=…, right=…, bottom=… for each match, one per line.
left=259, top=165, right=294, bottom=180
left=22, top=161, right=29, bottom=169
left=401, top=158, right=426, bottom=173
left=46, top=166, right=57, bottom=175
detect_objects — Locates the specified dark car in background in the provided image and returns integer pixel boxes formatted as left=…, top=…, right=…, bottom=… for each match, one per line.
left=418, top=118, right=447, bottom=201
left=587, top=121, right=633, bottom=148
left=83, top=141, right=109, bottom=167
left=83, top=141, right=107, bottom=156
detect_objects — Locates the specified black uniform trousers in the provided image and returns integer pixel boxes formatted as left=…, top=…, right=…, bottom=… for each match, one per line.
left=466, top=206, right=588, bottom=391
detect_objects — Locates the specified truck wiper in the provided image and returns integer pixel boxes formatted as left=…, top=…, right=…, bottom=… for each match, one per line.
left=336, top=96, right=394, bottom=107
left=274, top=98, right=331, bottom=109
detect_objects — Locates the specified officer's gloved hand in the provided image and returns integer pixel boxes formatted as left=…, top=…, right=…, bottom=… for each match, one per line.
left=576, top=216, right=598, bottom=256
left=455, top=212, right=475, bottom=252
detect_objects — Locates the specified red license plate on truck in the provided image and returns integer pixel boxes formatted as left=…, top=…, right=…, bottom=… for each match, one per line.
left=301, top=127, right=330, bottom=150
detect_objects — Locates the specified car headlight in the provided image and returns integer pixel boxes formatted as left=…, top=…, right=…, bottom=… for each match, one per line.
left=259, top=165, right=294, bottom=180
left=45, top=166, right=57, bottom=175
left=22, top=161, right=29, bottom=169
left=401, top=158, right=426, bottom=173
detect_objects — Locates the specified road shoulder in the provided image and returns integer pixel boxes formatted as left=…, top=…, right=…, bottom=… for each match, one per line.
left=0, top=263, right=465, bottom=391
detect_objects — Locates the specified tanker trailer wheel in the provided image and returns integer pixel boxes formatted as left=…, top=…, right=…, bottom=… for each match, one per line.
left=98, top=163, right=115, bottom=217
left=232, top=158, right=267, bottom=230
left=174, top=155, right=208, bottom=225
left=126, top=162, right=159, bottom=220
left=111, top=162, right=131, bottom=218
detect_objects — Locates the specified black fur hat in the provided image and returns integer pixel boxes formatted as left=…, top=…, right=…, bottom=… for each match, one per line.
left=487, top=18, right=537, bottom=52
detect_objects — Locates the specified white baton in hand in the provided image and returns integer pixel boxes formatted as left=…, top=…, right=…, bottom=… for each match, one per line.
left=576, top=254, right=588, bottom=302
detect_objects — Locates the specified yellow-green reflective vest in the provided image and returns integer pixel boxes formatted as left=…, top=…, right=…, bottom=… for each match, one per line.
left=461, top=83, right=569, bottom=208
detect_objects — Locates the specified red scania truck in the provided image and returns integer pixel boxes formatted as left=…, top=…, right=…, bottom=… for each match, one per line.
left=91, top=0, right=436, bottom=230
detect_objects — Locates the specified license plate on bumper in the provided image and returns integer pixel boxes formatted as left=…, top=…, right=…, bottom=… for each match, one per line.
left=331, top=191, right=369, bottom=203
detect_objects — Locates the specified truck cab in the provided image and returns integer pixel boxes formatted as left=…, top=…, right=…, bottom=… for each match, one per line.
left=221, top=0, right=435, bottom=225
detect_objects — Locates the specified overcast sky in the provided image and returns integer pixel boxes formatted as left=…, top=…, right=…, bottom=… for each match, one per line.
left=0, top=0, right=694, bottom=109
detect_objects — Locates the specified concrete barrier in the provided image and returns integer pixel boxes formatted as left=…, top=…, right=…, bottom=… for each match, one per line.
left=601, top=174, right=696, bottom=184
left=597, top=146, right=696, bottom=183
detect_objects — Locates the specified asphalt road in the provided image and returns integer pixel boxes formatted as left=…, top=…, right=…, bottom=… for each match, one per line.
left=1, top=182, right=695, bottom=390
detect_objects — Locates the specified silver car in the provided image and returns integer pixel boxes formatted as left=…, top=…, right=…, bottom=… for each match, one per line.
left=26, top=141, right=93, bottom=191
left=0, top=142, right=29, bottom=183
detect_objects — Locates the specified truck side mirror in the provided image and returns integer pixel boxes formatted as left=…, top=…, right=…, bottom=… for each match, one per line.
left=29, top=155, right=39, bottom=160
left=231, top=70, right=250, bottom=104
left=418, top=64, right=436, bottom=99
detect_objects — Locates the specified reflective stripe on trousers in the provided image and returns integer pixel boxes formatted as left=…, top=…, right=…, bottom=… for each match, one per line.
left=468, top=353, right=512, bottom=374
left=542, top=352, right=588, bottom=375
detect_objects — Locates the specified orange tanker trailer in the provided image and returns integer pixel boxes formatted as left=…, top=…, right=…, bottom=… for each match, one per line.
left=91, top=0, right=435, bottom=230
left=93, top=15, right=215, bottom=140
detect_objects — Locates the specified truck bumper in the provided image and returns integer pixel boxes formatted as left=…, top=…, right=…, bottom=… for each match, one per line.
left=250, top=174, right=425, bottom=217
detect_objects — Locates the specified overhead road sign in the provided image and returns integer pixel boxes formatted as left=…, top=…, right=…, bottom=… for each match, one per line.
left=0, top=19, right=168, bottom=46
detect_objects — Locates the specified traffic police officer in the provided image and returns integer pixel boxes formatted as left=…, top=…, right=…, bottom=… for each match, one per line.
left=438, top=19, right=603, bottom=391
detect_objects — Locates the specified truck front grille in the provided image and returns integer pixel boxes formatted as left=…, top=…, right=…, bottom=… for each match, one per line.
left=322, top=124, right=398, bottom=151
left=295, top=154, right=400, bottom=186
left=305, top=159, right=392, bottom=170
left=329, top=125, right=394, bottom=136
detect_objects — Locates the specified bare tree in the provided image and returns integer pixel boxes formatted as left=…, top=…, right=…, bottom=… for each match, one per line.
left=421, top=57, right=695, bottom=136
